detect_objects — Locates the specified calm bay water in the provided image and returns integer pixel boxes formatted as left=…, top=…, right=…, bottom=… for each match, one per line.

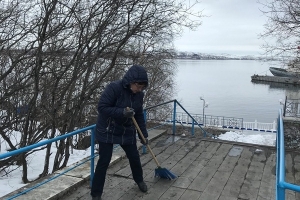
left=173, top=59, right=300, bottom=123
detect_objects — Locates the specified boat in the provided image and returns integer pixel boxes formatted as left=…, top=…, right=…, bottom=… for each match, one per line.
left=269, top=67, right=300, bottom=78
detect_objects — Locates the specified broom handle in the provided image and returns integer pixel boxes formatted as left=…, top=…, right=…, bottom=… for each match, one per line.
left=130, top=112, right=161, bottom=167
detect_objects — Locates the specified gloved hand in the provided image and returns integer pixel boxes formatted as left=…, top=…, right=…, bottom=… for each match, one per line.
left=123, top=107, right=135, bottom=118
left=141, top=138, right=148, bottom=145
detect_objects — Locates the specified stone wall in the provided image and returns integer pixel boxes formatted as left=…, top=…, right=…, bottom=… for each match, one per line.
left=283, top=119, right=300, bottom=149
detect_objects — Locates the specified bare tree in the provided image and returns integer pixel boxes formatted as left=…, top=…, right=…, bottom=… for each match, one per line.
left=259, top=0, right=300, bottom=63
left=0, top=0, right=202, bottom=183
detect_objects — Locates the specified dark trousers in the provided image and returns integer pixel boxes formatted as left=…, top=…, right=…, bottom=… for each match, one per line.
left=91, top=142, right=143, bottom=197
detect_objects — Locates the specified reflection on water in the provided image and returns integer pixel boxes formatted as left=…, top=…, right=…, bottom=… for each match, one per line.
left=252, top=80, right=300, bottom=91
left=252, top=80, right=300, bottom=100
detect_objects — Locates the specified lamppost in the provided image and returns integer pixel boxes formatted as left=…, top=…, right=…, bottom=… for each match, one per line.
left=279, top=97, right=287, bottom=117
left=200, top=97, right=208, bottom=126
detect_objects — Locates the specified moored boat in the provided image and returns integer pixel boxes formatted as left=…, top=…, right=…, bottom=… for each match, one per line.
left=269, top=67, right=300, bottom=78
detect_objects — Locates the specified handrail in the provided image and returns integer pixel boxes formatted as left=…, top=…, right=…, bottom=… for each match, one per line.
left=144, top=99, right=175, bottom=110
left=276, top=109, right=300, bottom=200
left=144, top=99, right=208, bottom=137
left=0, top=125, right=96, bottom=159
left=175, top=100, right=207, bottom=136
left=0, top=125, right=96, bottom=199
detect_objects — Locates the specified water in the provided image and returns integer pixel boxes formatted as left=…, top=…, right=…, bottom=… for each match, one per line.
left=173, top=59, right=300, bottom=123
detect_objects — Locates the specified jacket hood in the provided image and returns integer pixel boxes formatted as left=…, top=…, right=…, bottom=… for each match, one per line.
left=122, top=65, right=148, bottom=88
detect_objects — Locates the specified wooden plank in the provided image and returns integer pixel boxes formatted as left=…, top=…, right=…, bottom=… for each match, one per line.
left=217, top=195, right=238, bottom=200
left=285, top=153, right=295, bottom=183
left=172, top=158, right=208, bottom=189
left=118, top=181, right=154, bottom=200
left=218, top=154, right=239, bottom=172
left=172, top=176, right=194, bottom=189
left=175, top=140, right=197, bottom=155
left=160, top=153, right=188, bottom=170
left=259, top=152, right=276, bottom=200
left=188, top=142, right=224, bottom=192
left=257, top=185, right=275, bottom=200
left=170, top=152, right=198, bottom=176
left=220, top=178, right=244, bottom=198
left=195, top=141, right=221, bottom=161
left=103, top=177, right=136, bottom=200
left=190, top=140, right=211, bottom=155
left=215, top=143, right=233, bottom=156
left=140, top=179, right=174, bottom=200
left=188, top=165, right=218, bottom=192
left=238, top=148, right=267, bottom=200
left=219, top=147, right=252, bottom=199
left=178, top=189, right=202, bottom=200
left=163, top=138, right=189, bottom=155
left=229, top=147, right=252, bottom=181
left=239, top=180, right=260, bottom=200
left=159, top=186, right=185, bottom=200
left=246, top=162, right=264, bottom=181
left=199, top=171, right=231, bottom=199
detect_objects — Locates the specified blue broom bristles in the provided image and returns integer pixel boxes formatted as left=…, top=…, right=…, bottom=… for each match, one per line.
left=155, top=167, right=177, bottom=180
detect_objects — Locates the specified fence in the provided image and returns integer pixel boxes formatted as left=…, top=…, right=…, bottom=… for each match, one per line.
left=147, top=111, right=277, bottom=132
left=283, top=96, right=300, bottom=118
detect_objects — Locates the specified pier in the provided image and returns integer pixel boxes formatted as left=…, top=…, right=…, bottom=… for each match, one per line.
left=251, top=74, right=300, bottom=85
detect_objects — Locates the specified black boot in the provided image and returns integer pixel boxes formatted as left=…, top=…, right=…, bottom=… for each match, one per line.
left=137, top=181, right=147, bottom=192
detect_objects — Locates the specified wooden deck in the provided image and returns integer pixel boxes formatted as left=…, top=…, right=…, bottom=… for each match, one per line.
left=61, top=133, right=300, bottom=200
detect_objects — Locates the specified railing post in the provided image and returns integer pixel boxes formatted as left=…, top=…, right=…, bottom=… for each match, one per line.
left=90, top=128, right=95, bottom=187
left=191, top=119, right=195, bottom=136
left=242, top=119, right=243, bottom=129
left=222, top=117, right=224, bottom=128
left=283, top=95, right=287, bottom=117
left=173, top=100, right=176, bottom=135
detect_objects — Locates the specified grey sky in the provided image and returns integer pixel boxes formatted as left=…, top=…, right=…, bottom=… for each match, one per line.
left=174, top=0, right=269, bottom=56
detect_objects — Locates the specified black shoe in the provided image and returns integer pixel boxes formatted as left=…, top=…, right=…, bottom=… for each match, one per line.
left=137, top=181, right=147, bottom=192
left=92, top=196, right=101, bottom=200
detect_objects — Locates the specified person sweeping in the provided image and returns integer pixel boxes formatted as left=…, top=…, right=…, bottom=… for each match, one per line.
left=91, top=65, right=149, bottom=200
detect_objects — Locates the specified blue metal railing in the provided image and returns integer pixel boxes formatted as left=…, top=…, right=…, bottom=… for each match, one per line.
left=144, top=99, right=208, bottom=137
left=0, top=125, right=97, bottom=200
left=0, top=99, right=206, bottom=199
left=276, top=109, right=300, bottom=199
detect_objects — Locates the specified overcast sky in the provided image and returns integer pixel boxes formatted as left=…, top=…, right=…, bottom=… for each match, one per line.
left=174, top=0, right=269, bottom=56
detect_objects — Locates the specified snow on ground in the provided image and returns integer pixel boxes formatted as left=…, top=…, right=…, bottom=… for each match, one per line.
left=218, top=130, right=276, bottom=146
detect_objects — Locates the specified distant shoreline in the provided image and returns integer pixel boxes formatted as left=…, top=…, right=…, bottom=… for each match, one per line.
left=175, top=53, right=276, bottom=61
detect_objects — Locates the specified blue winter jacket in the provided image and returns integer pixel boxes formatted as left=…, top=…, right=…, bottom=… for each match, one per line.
left=95, top=65, right=148, bottom=145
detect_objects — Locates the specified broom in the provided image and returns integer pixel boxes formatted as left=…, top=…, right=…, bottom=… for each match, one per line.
left=130, top=112, right=177, bottom=180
